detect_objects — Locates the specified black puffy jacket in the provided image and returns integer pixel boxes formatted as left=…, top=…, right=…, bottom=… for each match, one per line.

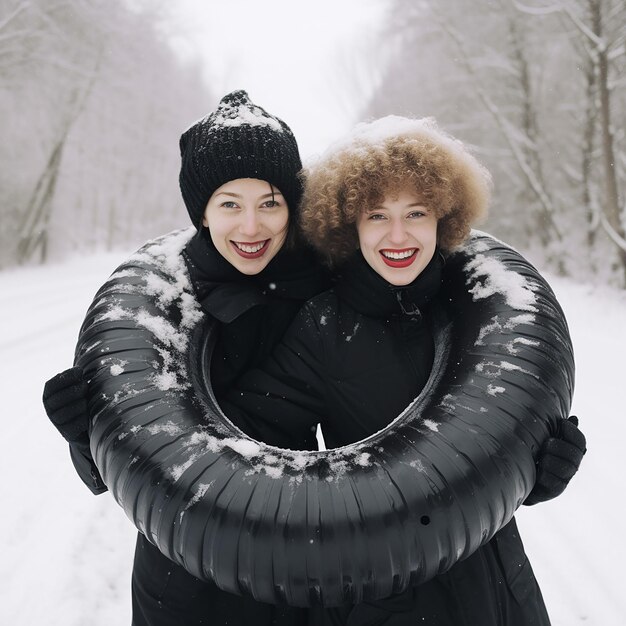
left=222, top=251, right=438, bottom=448
left=222, top=252, right=551, bottom=626
left=184, top=229, right=329, bottom=403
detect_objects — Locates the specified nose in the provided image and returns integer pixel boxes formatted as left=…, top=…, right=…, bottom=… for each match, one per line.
left=388, top=217, right=408, bottom=245
left=239, top=208, right=260, bottom=237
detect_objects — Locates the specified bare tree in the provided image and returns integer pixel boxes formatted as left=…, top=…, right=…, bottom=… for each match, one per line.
left=0, top=0, right=215, bottom=268
left=515, top=0, right=626, bottom=283
left=17, top=65, right=99, bottom=263
left=432, top=2, right=564, bottom=247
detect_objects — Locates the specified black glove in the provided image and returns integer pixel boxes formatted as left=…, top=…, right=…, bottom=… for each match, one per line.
left=524, top=415, right=587, bottom=505
left=42, top=367, right=108, bottom=495
left=42, top=366, right=89, bottom=443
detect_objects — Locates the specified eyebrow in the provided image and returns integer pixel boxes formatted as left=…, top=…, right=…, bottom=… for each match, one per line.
left=214, top=191, right=284, bottom=199
left=366, top=202, right=427, bottom=212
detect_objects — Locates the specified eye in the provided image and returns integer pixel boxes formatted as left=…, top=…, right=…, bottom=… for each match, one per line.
left=367, top=213, right=386, bottom=221
left=261, top=199, right=281, bottom=209
left=221, top=201, right=240, bottom=209
left=408, top=210, right=427, bottom=219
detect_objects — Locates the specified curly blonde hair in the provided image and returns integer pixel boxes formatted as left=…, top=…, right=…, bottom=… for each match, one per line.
left=300, top=116, right=492, bottom=266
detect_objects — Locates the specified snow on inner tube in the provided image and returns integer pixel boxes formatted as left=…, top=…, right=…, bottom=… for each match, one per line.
left=75, top=228, right=574, bottom=607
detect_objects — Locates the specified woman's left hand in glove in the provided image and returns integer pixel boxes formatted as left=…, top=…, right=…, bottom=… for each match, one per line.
left=524, top=415, right=587, bottom=505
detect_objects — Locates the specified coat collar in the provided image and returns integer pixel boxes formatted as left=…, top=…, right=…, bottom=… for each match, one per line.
left=335, top=250, right=443, bottom=319
left=183, top=228, right=328, bottom=323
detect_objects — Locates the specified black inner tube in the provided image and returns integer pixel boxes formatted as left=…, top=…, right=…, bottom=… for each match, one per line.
left=75, top=229, right=574, bottom=607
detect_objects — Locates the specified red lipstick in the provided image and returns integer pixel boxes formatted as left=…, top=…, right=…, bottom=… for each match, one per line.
left=231, top=240, right=270, bottom=259
left=379, top=248, right=418, bottom=268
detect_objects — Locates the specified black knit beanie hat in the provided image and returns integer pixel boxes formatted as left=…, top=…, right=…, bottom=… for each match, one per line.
left=179, top=90, right=303, bottom=228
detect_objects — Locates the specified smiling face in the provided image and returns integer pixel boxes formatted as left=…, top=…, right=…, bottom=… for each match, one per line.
left=202, top=178, right=289, bottom=275
left=356, top=187, right=438, bottom=286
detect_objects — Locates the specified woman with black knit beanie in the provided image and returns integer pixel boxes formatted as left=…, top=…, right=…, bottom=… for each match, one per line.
left=42, top=90, right=328, bottom=626
left=221, top=116, right=587, bottom=626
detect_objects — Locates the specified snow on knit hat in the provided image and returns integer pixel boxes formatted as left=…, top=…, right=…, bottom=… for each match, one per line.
left=179, top=90, right=303, bottom=227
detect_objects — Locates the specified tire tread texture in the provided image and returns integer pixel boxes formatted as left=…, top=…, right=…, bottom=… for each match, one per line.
left=74, top=228, right=574, bottom=607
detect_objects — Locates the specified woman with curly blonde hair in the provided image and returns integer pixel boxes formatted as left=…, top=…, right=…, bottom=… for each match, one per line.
left=223, top=116, right=584, bottom=625
left=300, top=115, right=490, bottom=267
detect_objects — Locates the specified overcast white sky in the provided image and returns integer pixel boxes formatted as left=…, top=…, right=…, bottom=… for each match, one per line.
left=159, top=0, right=388, bottom=160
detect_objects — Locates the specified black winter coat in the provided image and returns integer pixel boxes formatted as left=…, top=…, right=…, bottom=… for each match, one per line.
left=125, top=229, right=328, bottom=626
left=222, top=255, right=437, bottom=449
left=222, top=252, right=551, bottom=626
left=184, top=229, right=328, bottom=407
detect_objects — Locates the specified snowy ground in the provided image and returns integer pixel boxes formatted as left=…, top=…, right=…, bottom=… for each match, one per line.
left=0, top=249, right=623, bottom=625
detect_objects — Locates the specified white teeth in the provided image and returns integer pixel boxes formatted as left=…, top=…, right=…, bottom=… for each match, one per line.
left=234, top=241, right=265, bottom=253
left=381, top=249, right=416, bottom=260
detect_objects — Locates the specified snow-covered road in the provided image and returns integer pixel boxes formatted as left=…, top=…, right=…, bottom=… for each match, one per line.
left=0, top=250, right=623, bottom=625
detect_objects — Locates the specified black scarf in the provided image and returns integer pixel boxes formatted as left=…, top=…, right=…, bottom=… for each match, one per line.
left=335, top=250, right=444, bottom=319
left=183, top=228, right=329, bottom=323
